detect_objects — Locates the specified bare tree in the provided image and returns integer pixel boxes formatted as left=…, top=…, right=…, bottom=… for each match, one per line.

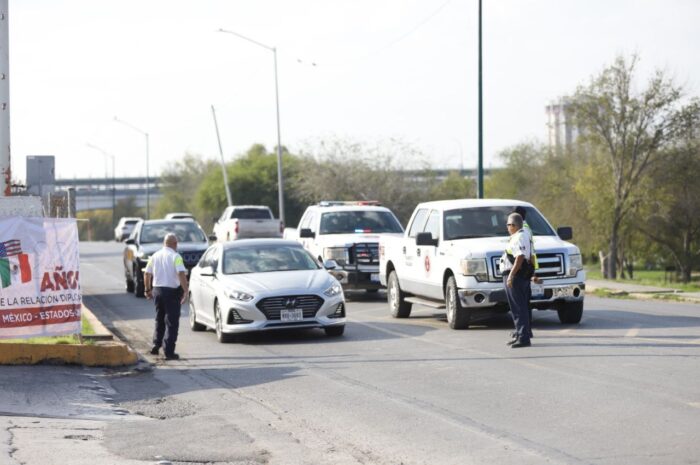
left=571, top=55, right=683, bottom=279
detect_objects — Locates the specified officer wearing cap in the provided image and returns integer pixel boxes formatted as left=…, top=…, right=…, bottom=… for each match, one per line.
left=500, top=213, right=533, bottom=348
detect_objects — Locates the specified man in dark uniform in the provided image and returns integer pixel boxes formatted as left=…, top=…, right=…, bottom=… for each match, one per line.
left=501, top=213, right=533, bottom=348
left=144, top=233, right=189, bottom=360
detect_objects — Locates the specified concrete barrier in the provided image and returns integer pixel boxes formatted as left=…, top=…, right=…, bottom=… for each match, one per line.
left=0, top=305, right=138, bottom=367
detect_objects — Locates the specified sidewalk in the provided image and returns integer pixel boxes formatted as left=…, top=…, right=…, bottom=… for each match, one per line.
left=0, top=304, right=138, bottom=366
left=586, top=279, right=700, bottom=303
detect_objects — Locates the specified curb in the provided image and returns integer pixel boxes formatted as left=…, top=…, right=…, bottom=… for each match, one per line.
left=0, top=304, right=138, bottom=367
left=587, top=284, right=700, bottom=304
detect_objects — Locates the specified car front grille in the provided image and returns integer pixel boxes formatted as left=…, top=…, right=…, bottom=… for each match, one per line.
left=491, top=252, right=565, bottom=279
left=256, top=295, right=324, bottom=320
left=347, top=243, right=379, bottom=265
left=181, top=251, right=204, bottom=268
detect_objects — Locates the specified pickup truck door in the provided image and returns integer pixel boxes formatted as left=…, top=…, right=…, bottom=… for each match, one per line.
left=400, top=208, right=429, bottom=293
left=413, top=209, right=444, bottom=299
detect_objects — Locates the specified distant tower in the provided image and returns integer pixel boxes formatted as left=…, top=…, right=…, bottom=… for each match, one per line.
left=545, top=98, right=579, bottom=153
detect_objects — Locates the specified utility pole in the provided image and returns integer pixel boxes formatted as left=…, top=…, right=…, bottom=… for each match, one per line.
left=477, top=0, right=484, bottom=199
left=0, top=0, right=10, bottom=196
left=211, top=105, right=233, bottom=206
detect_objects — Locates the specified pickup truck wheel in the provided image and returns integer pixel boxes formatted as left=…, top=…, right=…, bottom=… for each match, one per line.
left=189, top=295, right=206, bottom=332
left=557, top=301, right=583, bottom=324
left=134, top=267, right=145, bottom=298
left=388, top=271, right=412, bottom=318
left=445, top=276, right=470, bottom=329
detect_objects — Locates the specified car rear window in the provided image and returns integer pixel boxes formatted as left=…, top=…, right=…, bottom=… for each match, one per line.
left=230, top=208, right=273, bottom=220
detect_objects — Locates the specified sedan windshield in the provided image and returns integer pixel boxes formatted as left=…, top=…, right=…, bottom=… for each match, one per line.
left=222, top=245, right=320, bottom=274
left=140, top=222, right=208, bottom=244
left=319, top=211, right=403, bottom=234
left=443, top=206, right=555, bottom=240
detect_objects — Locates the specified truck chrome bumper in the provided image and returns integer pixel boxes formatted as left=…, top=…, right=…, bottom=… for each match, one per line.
left=329, top=269, right=383, bottom=290
left=458, top=283, right=585, bottom=308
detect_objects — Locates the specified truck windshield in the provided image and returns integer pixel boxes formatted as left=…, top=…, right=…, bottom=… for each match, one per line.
left=443, top=206, right=555, bottom=240
left=320, top=211, right=403, bottom=235
left=230, top=208, right=273, bottom=220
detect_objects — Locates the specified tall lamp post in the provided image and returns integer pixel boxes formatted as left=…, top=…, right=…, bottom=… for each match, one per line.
left=218, top=28, right=286, bottom=226
left=86, top=143, right=116, bottom=228
left=114, top=116, right=150, bottom=219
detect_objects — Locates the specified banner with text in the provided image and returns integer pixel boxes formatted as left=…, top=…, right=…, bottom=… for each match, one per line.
left=0, top=217, right=81, bottom=339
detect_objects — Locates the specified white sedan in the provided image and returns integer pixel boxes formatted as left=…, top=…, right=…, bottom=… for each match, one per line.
left=188, top=239, right=346, bottom=342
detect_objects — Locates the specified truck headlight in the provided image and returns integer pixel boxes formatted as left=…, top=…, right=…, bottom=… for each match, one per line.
left=460, top=258, right=488, bottom=282
left=323, top=247, right=346, bottom=264
left=226, top=289, right=254, bottom=301
left=568, top=254, right=582, bottom=277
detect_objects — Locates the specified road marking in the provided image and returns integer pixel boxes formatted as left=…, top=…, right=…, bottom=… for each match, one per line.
left=689, top=402, right=700, bottom=409
left=625, top=325, right=641, bottom=338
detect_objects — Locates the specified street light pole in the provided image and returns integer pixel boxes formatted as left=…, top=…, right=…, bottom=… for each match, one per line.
left=86, top=143, right=116, bottom=228
left=114, top=117, right=150, bottom=219
left=477, top=0, right=484, bottom=199
left=218, top=28, right=286, bottom=226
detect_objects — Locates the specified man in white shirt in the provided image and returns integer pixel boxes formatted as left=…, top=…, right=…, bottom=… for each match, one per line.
left=144, top=233, right=189, bottom=360
left=501, top=213, right=533, bottom=348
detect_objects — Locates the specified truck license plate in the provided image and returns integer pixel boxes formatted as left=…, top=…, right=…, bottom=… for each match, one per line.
left=370, top=273, right=380, bottom=282
left=531, top=283, right=545, bottom=300
left=281, top=309, right=304, bottom=322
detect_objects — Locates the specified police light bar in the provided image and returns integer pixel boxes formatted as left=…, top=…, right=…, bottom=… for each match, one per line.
left=318, top=200, right=382, bottom=207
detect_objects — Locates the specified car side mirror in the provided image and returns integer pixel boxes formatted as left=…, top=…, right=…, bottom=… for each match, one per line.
left=199, top=265, right=215, bottom=277
left=208, top=234, right=217, bottom=242
left=299, top=228, right=315, bottom=238
left=416, top=232, right=438, bottom=247
left=323, top=259, right=338, bottom=270
left=557, top=226, right=573, bottom=241
left=124, top=238, right=135, bottom=245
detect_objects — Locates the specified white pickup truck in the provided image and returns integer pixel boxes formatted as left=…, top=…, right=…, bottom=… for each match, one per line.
left=285, top=201, right=404, bottom=291
left=212, top=205, right=283, bottom=242
left=379, top=199, right=585, bottom=329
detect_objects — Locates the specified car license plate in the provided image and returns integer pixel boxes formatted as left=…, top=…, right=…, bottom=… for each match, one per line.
left=370, top=273, right=380, bottom=282
left=531, top=283, right=545, bottom=300
left=281, top=309, right=303, bottom=322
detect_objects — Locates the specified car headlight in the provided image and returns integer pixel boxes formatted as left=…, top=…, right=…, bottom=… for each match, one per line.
left=323, top=247, right=346, bottom=263
left=568, top=253, right=582, bottom=277
left=324, top=281, right=343, bottom=297
left=460, top=258, right=488, bottom=282
left=226, top=289, right=254, bottom=301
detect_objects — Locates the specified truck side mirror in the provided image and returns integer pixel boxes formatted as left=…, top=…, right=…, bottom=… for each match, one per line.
left=416, top=232, right=438, bottom=247
left=557, top=227, right=573, bottom=241
left=124, top=238, right=135, bottom=245
left=208, top=234, right=217, bottom=242
left=299, top=228, right=315, bottom=238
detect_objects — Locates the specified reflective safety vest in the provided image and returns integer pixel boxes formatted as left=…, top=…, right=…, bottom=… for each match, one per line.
left=523, top=222, right=539, bottom=270
left=505, top=228, right=538, bottom=270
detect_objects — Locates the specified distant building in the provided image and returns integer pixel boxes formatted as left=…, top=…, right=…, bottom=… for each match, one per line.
left=545, top=98, right=579, bottom=153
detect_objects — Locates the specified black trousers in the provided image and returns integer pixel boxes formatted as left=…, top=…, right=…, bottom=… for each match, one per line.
left=152, top=287, right=181, bottom=356
left=503, top=274, right=532, bottom=343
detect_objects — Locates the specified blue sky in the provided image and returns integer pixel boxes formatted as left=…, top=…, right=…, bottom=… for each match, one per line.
left=9, top=0, right=700, bottom=181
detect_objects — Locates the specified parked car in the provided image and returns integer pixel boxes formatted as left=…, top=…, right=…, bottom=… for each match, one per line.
left=114, top=217, right=142, bottom=242
left=164, top=212, right=195, bottom=220
left=123, top=219, right=210, bottom=297
left=188, top=239, right=346, bottom=342
left=212, top=205, right=283, bottom=242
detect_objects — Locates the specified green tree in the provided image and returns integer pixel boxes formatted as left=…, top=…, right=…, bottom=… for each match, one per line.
left=571, top=54, right=684, bottom=278
left=154, top=153, right=220, bottom=231
left=196, top=144, right=307, bottom=229
left=640, top=101, right=700, bottom=282
left=429, top=171, right=475, bottom=201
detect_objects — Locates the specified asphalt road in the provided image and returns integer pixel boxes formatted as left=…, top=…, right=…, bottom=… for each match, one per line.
left=3, top=241, right=700, bottom=465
